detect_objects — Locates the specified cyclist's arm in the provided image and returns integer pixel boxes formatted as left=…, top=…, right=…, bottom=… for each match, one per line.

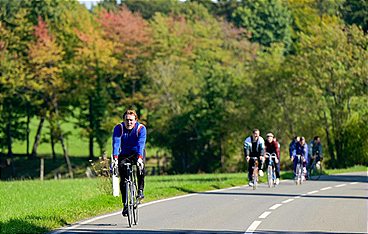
left=137, top=125, right=147, bottom=160
left=112, top=125, right=122, bottom=158
left=243, top=137, right=251, bottom=157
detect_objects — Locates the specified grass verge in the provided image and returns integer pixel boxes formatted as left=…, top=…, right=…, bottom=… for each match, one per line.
left=0, top=165, right=366, bottom=234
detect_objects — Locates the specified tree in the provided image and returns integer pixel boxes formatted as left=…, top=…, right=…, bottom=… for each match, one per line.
left=73, top=13, right=118, bottom=159
left=295, top=22, right=368, bottom=167
left=27, top=17, right=74, bottom=177
left=231, top=0, right=293, bottom=50
left=341, top=0, right=368, bottom=32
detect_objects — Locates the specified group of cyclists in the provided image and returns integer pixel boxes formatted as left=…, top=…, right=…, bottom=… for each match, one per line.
left=243, top=128, right=323, bottom=186
left=111, top=110, right=324, bottom=217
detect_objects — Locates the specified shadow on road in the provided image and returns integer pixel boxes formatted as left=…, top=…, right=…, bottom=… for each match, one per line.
left=317, top=174, right=367, bottom=183
left=255, top=230, right=366, bottom=234
left=198, top=190, right=367, bottom=201
left=49, top=229, right=243, bottom=233
left=48, top=228, right=367, bottom=234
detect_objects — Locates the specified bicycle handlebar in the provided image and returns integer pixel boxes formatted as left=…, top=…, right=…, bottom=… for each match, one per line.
left=265, top=152, right=277, bottom=158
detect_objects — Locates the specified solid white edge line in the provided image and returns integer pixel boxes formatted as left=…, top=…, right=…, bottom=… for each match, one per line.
left=259, top=211, right=272, bottom=219
left=50, top=185, right=245, bottom=233
left=320, top=186, right=332, bottom=191
left=269, top=204, right=282, bottom=210
left=245, top=220, right=262, bottom=233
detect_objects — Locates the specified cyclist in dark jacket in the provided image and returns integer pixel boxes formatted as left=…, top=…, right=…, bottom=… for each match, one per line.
left=291, top=136, right=308, bottom=179
left=112, top=109, right=147, bottom=216
left=289, top=136, right=300, bottom=158
left=244, top=129, right=265, bottom=186
left=265, top=132, right=280, bottom=184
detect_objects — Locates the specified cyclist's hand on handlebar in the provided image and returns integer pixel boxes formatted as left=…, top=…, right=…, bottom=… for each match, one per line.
left=290, top=156, right=294, bottom=162
left=275, top=158, right=279, bottom=164
left=137, top=157, right=144, bottom=170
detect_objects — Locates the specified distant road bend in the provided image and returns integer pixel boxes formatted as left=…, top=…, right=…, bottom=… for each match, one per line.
left=51, top=171, right=368, bottom=234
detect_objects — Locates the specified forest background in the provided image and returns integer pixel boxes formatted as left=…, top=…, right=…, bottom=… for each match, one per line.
left=0, top=0, right=367, bottom=179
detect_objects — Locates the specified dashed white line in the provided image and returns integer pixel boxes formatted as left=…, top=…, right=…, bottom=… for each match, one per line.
left=335, top=184, right=347, bottom=188
left=350, top=182, right=358, bottom=185
left=259, top=211, right=272, bottom=219
left=282, top=198, right=294, bottom=204
left=307, top=190, right=319, bottom=194
left=245, top=220, right=262, bottom=233
left=269, top=204, right=282, bottom=210
left=320, top=186, right=332, bottom=191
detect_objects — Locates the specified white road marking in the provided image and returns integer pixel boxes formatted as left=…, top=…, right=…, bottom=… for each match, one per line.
left=350, top=182, right=358, bottom=185
left=282, top=198, right=294, bottom=203
left=259, top=211, right=272, bottom=219
left=307, top=190, right=319, bottom=194
left=335, top=184, right=347, bottom=188
left=269, top=204, right=282, bottom=210
left=320, top=186, right=332, bottom=191
left=245, top=220, right=262, bottom=233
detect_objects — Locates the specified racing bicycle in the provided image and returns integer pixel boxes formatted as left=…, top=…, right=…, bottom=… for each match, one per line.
left=265, top=153, right=277, bottom=188
left=295, top=154, right=305, bottom=185
left=308, top=151, right=323, bottom=180
left=250, top=157, right=259, bottom=190
left=122, top=158, right=140, bottom=227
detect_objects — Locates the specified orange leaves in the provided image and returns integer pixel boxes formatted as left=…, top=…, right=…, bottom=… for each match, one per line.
left=98, top=6, right=151, bottom=59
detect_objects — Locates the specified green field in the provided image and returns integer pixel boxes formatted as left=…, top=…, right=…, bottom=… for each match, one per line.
left=0, top=165, right=366, bottom=234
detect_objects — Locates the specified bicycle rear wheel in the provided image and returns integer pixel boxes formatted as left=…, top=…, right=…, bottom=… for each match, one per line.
left=253, top=169, right=258, bottom=190
left=132, top=183, right=139, bottom=225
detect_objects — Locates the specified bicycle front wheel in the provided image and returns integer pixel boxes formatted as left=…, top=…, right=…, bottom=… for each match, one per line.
left=310, top=161, right=322, bottom=180
left=267, top=166, right=273, bottom=188
left=126, top=182, right=134, bottom=227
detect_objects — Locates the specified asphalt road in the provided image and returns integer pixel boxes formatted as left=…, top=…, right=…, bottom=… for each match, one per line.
left=51, top=171, right=367, bottom=234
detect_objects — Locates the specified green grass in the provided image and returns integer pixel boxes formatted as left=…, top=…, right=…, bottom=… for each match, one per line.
left=0, top=166, right=366, bottom=234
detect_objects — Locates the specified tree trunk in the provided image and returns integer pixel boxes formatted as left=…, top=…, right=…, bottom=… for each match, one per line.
left=26, top=106, right=30, bottom=159
left=54, top=103, right=73, bottom=178
left=49, top=120, right=56, bottom=161
left=59, top=130, right=73, bottom=178
left=32, top=116, right=45, bottom=158
left=6, top=113, right=15, bottom=177
left=88, top=96, right=94, bottom=160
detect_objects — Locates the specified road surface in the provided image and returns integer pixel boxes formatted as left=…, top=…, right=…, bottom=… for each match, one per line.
left=51, top=171, right=367, bottom=234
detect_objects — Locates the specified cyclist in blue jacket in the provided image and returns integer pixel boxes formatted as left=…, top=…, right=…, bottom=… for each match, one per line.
left=291, top=136, right=308, bottom=180
left=112, top=109, right=147, bottom=216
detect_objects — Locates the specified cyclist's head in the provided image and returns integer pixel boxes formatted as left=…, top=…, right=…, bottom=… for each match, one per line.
left=314, top=136, right=320, bottom=143
left=294, top=136, right=300, bottom=142
left=266, top=132, right=274, bottom=142
left=252, top=129, right=260, bottom=141
left=123, top=109, right=138, bottom=130
left=300, top=136, right=305, bottom=144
